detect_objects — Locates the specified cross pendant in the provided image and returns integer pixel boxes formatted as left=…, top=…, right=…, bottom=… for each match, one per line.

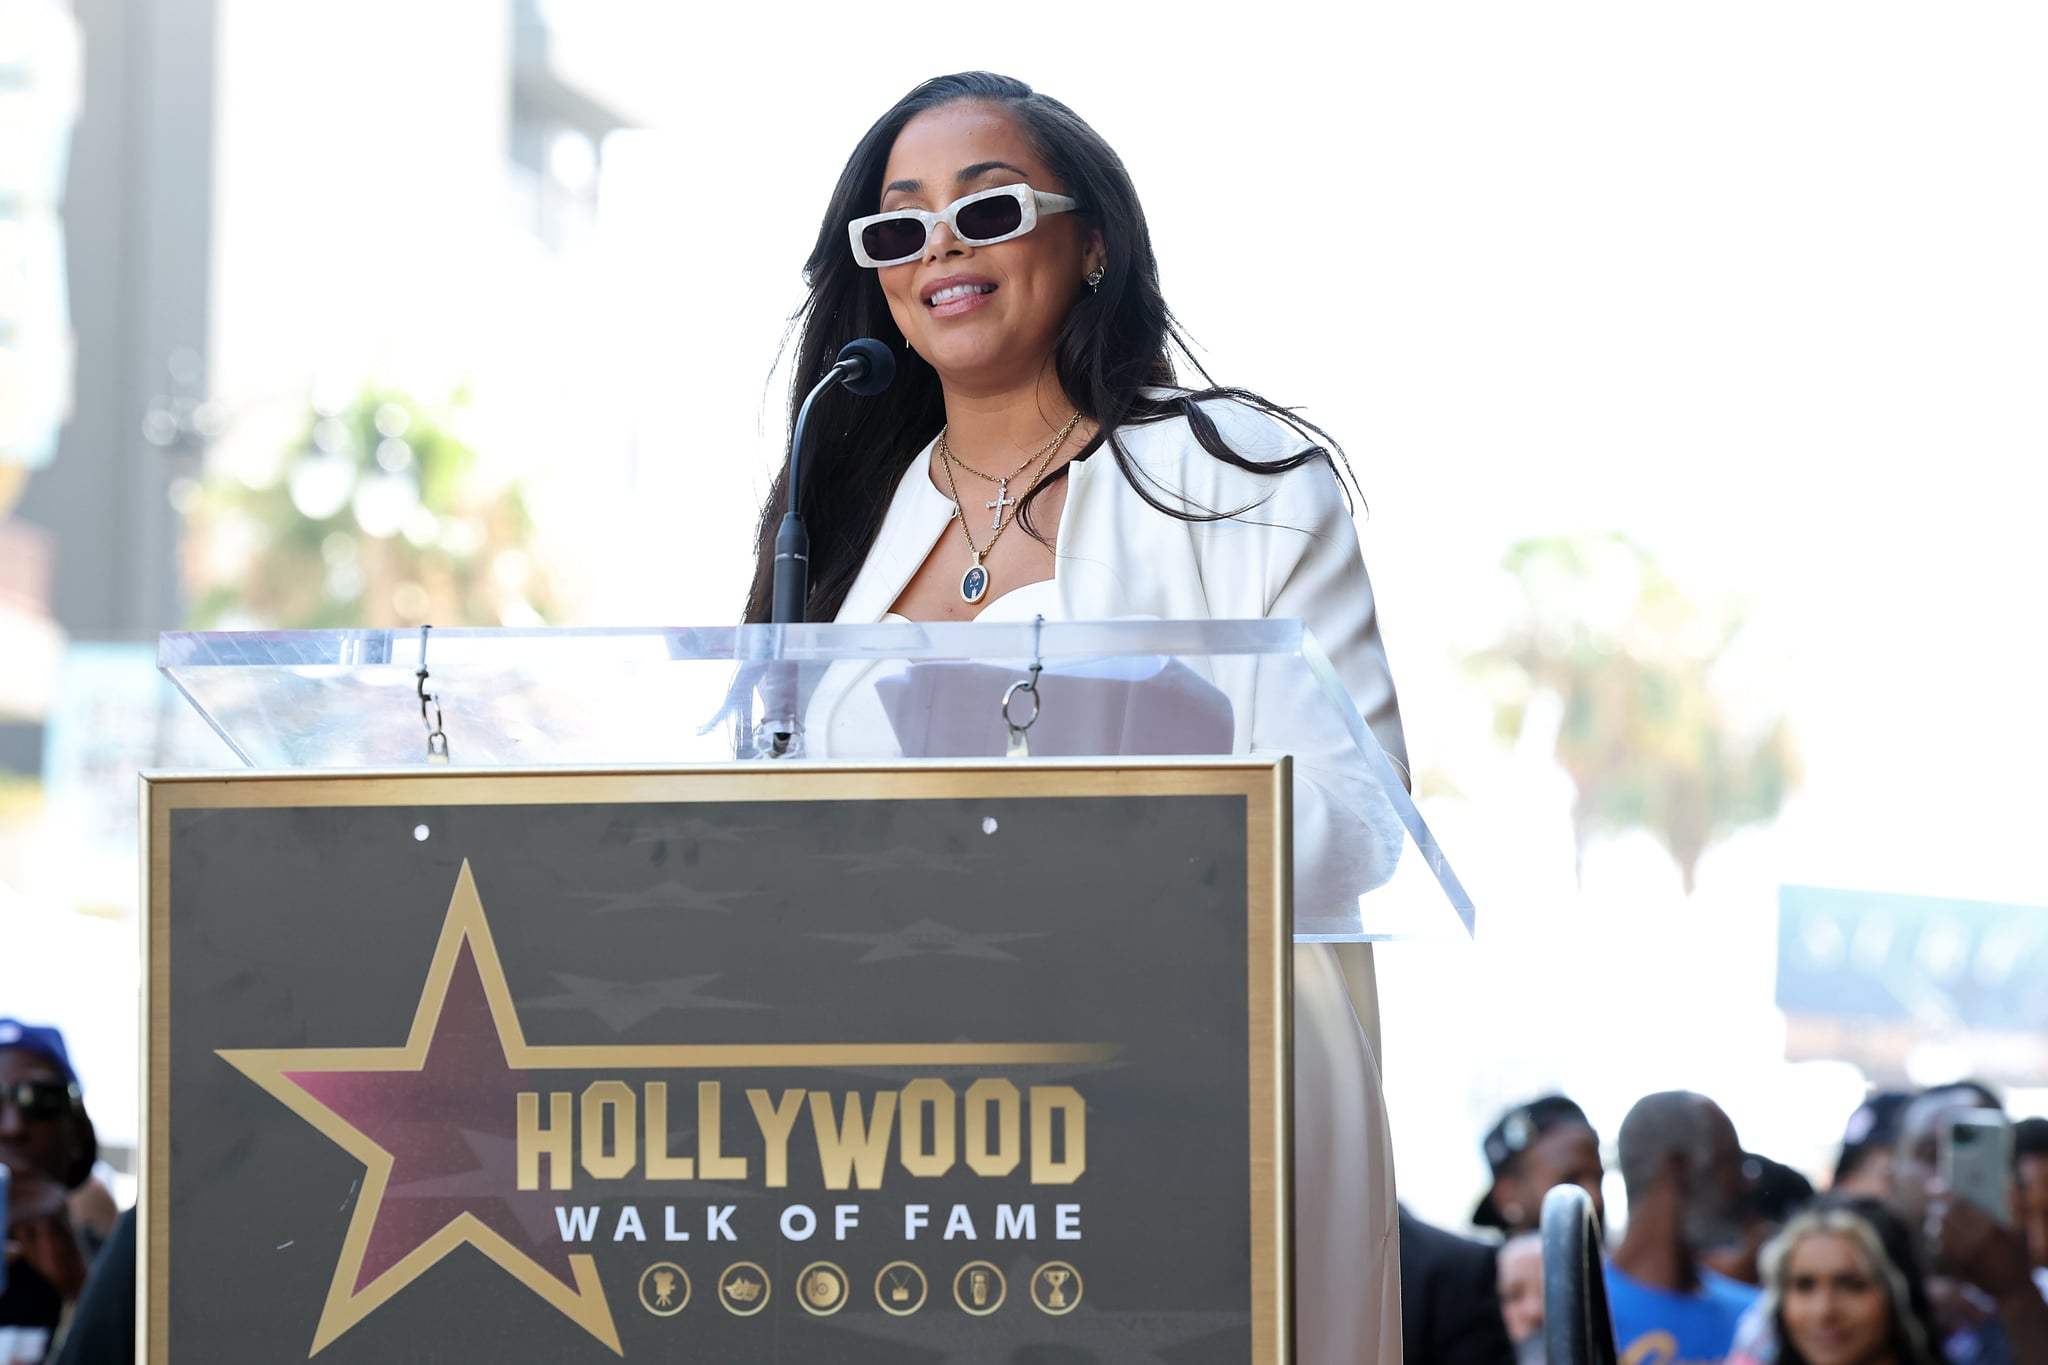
left=987, top=478, right=1016, bottom=530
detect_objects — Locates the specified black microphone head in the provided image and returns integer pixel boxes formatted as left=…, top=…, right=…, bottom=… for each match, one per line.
left=835, top=338, right=897, bottom=397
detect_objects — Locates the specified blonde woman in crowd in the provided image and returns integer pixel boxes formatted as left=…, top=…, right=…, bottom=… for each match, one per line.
left=1730, top=1199, right=1941, bottom=1365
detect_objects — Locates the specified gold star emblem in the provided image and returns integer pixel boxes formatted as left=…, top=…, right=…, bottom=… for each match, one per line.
left=218, top=863, right=621, bottom=1354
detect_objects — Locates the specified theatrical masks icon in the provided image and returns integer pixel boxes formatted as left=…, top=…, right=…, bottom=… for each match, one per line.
left=716, top=1262, right=771, bottom=1316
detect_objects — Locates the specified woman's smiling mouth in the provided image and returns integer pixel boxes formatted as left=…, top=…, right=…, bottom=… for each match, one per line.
left=922, top=276, right=998, bottom=317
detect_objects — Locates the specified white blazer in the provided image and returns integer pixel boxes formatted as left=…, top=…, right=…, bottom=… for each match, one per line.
left=827, top=397, right=1406, bottom=766
left=818, top=395, right=1407, bottom=1365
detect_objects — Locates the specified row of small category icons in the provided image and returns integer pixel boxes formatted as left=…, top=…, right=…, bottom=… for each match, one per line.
left=637, top=1259, right=1083, bottom=1319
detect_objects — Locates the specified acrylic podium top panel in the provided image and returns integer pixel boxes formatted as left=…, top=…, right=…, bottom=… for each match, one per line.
left=158, top=620, right=1470, bottom=940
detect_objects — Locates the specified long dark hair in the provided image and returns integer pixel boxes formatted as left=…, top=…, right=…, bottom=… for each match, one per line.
left=743, top=70, right=1348, bottom=624
left=1761, top=1198, right=1942, bottom=1365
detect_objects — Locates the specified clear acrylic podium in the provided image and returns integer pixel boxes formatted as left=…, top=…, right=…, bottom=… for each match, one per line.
left=151, top=619, right=1455, bottom=1363
left=158, top=619, right=1470, bottom=941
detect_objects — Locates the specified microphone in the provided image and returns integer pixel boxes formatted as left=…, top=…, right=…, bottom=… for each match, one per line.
left=772, top=338, right=897, bottom=625
left=834, top=337, right=897, bottom=397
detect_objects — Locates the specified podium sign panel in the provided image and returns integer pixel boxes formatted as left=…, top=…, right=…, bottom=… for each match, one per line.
left=144, top=763, right=1291, bottom=1364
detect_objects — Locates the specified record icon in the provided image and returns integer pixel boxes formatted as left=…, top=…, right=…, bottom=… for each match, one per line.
left=797, top=1261, right=849, bottom=1317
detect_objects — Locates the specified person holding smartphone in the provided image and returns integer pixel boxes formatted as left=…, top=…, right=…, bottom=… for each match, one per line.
left=1887, top=1085, right=2048, bottom=1364
left=2014, top=1117, right=2048, bottom=1296
left=1, top=1020, right=96, bottom=1365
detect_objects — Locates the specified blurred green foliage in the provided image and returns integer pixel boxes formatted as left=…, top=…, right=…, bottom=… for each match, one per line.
left=184, top=385, right=561, bottom=629
left=1467, top=532, right=1801, bottom=893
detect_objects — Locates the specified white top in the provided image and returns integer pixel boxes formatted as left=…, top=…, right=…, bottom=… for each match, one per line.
left=810, top=396, right=1407, bottom=1364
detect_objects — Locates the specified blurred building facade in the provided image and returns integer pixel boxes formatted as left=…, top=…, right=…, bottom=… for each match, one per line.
left=0, top=0, right=637, bottom=1168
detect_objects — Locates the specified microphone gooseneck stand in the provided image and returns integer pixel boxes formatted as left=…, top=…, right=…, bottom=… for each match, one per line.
left=767, top=337, right=897, bottom=755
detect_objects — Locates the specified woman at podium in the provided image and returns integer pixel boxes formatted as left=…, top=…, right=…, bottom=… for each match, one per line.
left=745, top=71, right=1408, bottom=1364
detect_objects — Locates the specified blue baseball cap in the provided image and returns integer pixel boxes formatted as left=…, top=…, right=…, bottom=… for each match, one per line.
left=0, top=1018, right=80, bottom=1091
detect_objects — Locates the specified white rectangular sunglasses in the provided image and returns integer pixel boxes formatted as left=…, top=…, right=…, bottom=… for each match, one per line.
left=848, top=183, right=1078, bottom=268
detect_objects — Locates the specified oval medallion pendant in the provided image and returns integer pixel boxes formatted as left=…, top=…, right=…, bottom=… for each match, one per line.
left=960, top=562, right=990, bottom=604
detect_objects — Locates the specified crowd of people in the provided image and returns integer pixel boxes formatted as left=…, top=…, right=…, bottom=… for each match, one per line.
left=1404, top=1087, right=2048, bottom=1365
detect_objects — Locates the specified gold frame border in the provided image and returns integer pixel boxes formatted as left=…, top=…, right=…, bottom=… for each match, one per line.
left=141, top=758, right=1292, bottom=1364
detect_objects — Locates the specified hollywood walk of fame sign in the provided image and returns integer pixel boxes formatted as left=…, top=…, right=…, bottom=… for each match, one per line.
left=143, top=763, right=1291, bottom=1363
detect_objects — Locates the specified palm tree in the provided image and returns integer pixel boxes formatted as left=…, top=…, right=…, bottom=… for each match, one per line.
left=1466, top=532, right=1800, bottom=894
left=183, top=385, right=564, bottom=629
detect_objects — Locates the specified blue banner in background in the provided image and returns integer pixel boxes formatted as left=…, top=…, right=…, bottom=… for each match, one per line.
left=1776, top=884, right=2048, bottom=1033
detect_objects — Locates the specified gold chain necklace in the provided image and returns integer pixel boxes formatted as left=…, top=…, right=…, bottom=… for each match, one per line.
left=940, top=411, right=1084, bottom=533
left=937, top=414, right=1082, bottom=604
left=945, top=411, right=1084, bottom=487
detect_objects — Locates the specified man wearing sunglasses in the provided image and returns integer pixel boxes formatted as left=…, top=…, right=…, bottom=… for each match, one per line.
left=2, top=1020, right=95, bottom=1365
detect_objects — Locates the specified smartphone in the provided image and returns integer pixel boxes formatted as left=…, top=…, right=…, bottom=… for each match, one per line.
left=1941, top=1110, right=2014, bottom=1224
